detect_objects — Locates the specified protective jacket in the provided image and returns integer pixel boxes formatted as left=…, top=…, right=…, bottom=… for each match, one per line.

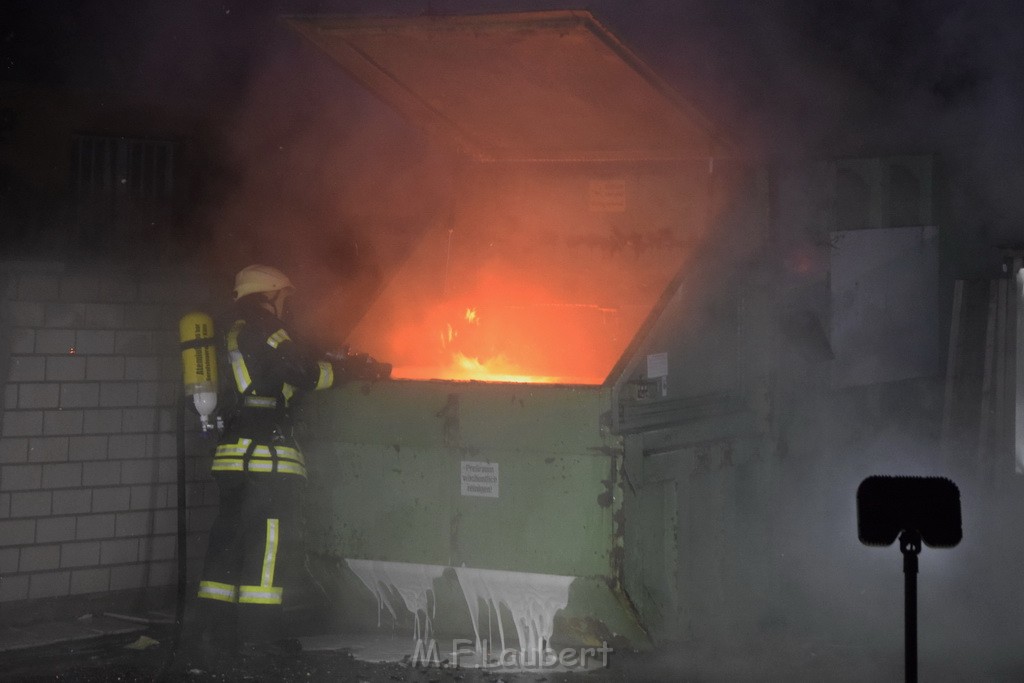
left=212, top=297, right=334, bottom=478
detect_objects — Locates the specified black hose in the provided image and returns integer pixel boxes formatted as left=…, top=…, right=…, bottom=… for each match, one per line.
left=156, top=391, right=188, bottom=681
left=174, top=391, right=188, bottom=644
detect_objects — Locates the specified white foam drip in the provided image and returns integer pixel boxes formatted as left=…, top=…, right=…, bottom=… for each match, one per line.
left=454, top=566, right=573, bottom=661
left=345, top=559, right=575, bottom=665
left=346, top=559, right=445, bottom=642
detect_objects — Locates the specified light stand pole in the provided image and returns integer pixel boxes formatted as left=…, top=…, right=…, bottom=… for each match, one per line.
left=899, top=529, right=921, bottom=683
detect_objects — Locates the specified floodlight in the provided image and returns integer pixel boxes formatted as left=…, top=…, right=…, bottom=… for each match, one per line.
left=857, top=475, right=962, bottom=548
left=856, top=475, right=961, bottom=683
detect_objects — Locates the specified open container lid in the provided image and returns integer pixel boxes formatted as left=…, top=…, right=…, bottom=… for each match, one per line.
left=288, top=11, right=734, bottom=385
left=287, top=10, right=728, bottom=162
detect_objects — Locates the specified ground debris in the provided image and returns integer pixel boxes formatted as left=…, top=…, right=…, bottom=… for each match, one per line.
left=124, top=635, right=160, bottom=650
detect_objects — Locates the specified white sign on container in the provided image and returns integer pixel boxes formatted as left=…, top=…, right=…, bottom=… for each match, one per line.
left=461, top=461, right=499, bottom=498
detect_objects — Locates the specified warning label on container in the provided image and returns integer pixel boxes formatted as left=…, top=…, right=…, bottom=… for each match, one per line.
left=461, top=461, right=499, bottom=498
left=647, top=352, right=668, bottom=378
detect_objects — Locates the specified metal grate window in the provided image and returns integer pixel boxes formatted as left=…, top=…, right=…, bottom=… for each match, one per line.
left=71, top=134, right=180, bottom=247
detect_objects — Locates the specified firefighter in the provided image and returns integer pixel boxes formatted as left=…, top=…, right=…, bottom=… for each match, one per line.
left=192, top=264, right=390, bottom=661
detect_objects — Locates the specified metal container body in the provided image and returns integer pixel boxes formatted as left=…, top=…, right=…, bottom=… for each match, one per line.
left=300, top=380, right=647, bottom=645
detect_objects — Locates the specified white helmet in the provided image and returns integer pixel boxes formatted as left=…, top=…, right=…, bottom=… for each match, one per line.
left=233, top=264, right=294, bottom=301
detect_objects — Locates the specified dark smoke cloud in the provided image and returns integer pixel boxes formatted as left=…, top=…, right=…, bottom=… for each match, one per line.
left=6, top=0, right=1021, bottom=256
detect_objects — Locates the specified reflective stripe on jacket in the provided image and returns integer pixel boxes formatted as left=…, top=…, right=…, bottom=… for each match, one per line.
left=214, top=298, right=334, bottom=478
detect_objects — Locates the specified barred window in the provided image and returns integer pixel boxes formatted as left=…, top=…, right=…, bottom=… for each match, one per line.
left=71, top=134, right=180, bottom=248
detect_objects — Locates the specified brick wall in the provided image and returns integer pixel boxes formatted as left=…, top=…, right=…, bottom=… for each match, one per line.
left=0, top=261, right=219, bottom=612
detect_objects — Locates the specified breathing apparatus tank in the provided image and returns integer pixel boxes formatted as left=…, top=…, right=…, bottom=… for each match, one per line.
left=178, top=311, right=219, bottom=432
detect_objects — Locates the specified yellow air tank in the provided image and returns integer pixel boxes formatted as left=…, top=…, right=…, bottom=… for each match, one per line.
left=179, top=312, right=218, bottom=431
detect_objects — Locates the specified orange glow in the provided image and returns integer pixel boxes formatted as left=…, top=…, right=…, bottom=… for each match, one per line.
left=396, top=352, right=570, bottom=384
left=340, top=164, right=718, bottom=385
left=376, top=271, right=622, bottom=385
left=344, top=235, right=692, bottom=385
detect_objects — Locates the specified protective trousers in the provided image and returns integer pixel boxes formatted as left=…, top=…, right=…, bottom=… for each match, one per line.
left=197, top=471, right=303, bottom=646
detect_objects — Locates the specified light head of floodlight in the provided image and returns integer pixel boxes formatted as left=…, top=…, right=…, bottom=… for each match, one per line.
left=857, top=476, right=962, bottom=548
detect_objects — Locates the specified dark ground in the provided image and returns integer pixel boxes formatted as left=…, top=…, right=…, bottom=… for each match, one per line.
left=0, top=620, right=623, bottom=683
left=0, top=620, right=915, bottom=683
left=0, top=626, right=625, bottom=683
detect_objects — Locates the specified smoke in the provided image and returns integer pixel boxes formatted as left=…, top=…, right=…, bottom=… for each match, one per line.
left=10, top=0, right=1016, bottom=315
left=8, top=0, right=1023, bottom=675
left=196, top=6, right=461, bottom=347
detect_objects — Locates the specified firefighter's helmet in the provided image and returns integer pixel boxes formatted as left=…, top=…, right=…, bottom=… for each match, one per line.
left=233, top=264, right=294, bottom=301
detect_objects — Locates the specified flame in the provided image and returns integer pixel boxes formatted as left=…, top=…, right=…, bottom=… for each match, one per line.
left=444, top=352, right=565, bottom=385
left=390, top=304, right=610, bottom=384
left=374, top=273, right=624, bottom=385
left=395, top=352, right=566, bottom=383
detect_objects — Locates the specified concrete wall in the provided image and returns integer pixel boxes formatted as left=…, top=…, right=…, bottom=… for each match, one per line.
left=0, top=261, right=217, bottom=614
